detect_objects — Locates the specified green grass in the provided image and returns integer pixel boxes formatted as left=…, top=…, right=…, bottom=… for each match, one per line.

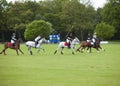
left=0, top=43, right=120, bottom=86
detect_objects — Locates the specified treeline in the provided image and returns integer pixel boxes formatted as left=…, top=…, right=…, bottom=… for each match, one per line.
left=0, top=0, right=119, bottom=41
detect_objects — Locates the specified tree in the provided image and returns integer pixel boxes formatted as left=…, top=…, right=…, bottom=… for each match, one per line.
left=6, top=1, right=34, bottom=38
left=0, top=0, right=8, bottom=41
left=61, top=0, right=96, bottom=40
left=101, top=0, right=120, bottom=39
left=24, top=20, right=53, bottom=40
left=94, top=22, right=115, bottom=40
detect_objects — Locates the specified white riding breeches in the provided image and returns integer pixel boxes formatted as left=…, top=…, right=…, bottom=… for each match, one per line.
left=92, top=38, right=95, bottom=43
left=87, top=40, right=91, bottom=43
left=66, top=39, right=71, bottom=43
left=11, top=40, right=15, bottom=43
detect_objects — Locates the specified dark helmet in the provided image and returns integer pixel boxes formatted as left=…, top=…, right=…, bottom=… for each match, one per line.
left=88, top=33, right=91, bottom=36
left=70, top=33, right=73, bottom=36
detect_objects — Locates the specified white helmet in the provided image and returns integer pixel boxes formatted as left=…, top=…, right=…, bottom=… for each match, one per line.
left=94, top=32, right=97, bottom=34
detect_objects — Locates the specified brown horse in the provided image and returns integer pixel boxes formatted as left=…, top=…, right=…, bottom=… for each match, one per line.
left=0, top=38, right=24, bottom=55
left=76, top=38, right=104, bottom=53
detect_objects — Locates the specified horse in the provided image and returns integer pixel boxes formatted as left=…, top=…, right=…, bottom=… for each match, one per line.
left=0, top=38, right=24, bottom=55
left=25, top=37, right=47, bottom=55
left=76, top=38, right=105, bottom=53
left=54, top=37, right=80, bottom=55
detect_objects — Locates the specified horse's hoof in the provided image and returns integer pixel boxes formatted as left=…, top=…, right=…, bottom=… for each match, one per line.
left=30, top=51, right=32, bottom=55
left=81, top=51, right=83, bottom=53
left=61, top=52, right=64, bottom=54
left=72, top=52, right=75, bottom=55
left=76, top=49, right=80, bottom=52
left=87, top=50, right=90, bottom=53
left=97, top=51, right=100, bottom=53
left=54, top=50, right=57, bottom=55
left=102, top=49, right=105, bottom=51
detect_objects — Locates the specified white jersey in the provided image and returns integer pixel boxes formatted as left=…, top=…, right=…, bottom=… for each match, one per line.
left=11, top=36, right=16, bottom=43
left=92, top=34, right=97, bottom=43
left=93, top=34, right=97, bottom=38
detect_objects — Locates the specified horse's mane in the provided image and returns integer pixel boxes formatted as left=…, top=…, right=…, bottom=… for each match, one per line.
left=16, top=38, right=22, bottom=43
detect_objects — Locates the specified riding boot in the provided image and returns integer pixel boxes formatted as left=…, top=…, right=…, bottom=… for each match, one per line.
left=12, top=43, right=15, bottom=48
left=35, top=42, right=37, bottom=48
left=94, top=43, right=96, bottom=47
left=93, top=43, right=96, bottom=48
left=68, top=43, right=71, bottom=49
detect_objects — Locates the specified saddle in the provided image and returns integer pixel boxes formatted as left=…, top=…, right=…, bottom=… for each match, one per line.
left=64, top=42, right=71, bottom=48
left=8, top=43, right=14, bottom=48
left=64, top=42, right=69, bottom=46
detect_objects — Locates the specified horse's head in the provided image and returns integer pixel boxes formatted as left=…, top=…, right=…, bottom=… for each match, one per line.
left=15, top=38, right=21, bottom=45
left=72, top=37, right=80, bottom=44
left=38, top=37, right=48, bottom=44
left=95, top=38, right=101, bottom=44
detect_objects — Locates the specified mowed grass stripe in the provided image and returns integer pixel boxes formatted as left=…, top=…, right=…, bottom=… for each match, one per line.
left=0, top=43, right=120, bottom=86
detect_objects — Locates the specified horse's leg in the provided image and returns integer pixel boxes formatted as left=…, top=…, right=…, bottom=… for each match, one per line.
left=3, top=48, right=7, bottom=55
left=16, top=49, right=19, bottom=55
left=27, top=46, right=30, bottom=51
left=40, top=47, right=45, bottom=52
left=0, top=49, right=4, bottom=54
left=86, top=47, right=90, bottom=53
left=42, top=48, right=45, bottom=52
left=37, top=47, right=45, bottom=53
left=76, top=46, right=81, bottom=52
left=61, top=47, right=64, bottom=54
left=90, top=47, right=92, bottom=53
left=99, top=45, right=105, bottom=51
left=87, top=47, right=92, bottom=53
left=0, top=48, right=7, bottom=55
left=54, top=47, right=59, bottom=54
left=95, top=47, right=100, bottom=53
left=54, top=50, right=57, bottom=54
left=54, top=45, right=61, bottom=55
left=37, top=48, right=40, bottom=53
left=81, top=47, right=85, bottom=53
left=29, top=47, right=33, bottom=55
left=71, top=47, right=75, bottom=55
left=27, top=46, right=32, bottom=55
left=37, top=46, right=40, bottom=53
left=18, top=48, right=24, bottom=54
left=83, top=47, right=86, bottom=52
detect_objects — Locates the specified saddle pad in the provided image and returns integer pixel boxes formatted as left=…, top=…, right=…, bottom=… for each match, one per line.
left=64, top=42, right=68, bottom=46
left=8, top=43, right=13, bottom=47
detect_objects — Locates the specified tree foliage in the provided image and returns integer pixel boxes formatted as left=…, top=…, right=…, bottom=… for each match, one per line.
left=95, top=22, right=115, bottom=40
left=101, top=0, right=120, bottom=39
left=0, top=0, right=120, bottom=41
left=24, top=20, right=53, bottom=40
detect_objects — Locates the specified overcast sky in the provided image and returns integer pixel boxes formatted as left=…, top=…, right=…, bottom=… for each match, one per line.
left=90, top=0, right=107, bottom=9
left=6, top=0, right=107, bottom=10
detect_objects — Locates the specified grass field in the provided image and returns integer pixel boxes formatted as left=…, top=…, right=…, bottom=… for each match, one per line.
left=0, top=42, right=120, bottom=86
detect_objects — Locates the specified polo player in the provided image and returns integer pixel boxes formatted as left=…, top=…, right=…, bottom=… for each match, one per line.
left=11, top=33, right=17, bottom=47
left=34, top=35, right=42, bottom=48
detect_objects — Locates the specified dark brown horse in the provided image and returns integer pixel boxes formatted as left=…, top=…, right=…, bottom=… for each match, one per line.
left=76, top=38, right=104, bottom=53
left=0, top=38, right=24, bottom=55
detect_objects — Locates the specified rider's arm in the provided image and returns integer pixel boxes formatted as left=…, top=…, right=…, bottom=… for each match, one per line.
left=12, top=37, right=16, bottom=41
